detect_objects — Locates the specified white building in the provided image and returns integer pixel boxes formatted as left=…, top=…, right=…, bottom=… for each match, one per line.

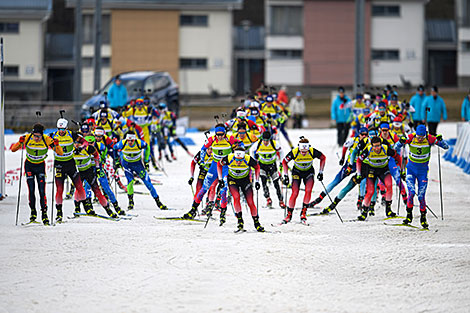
left=456, top=0, right=470, bottom=88
left=370, top=0, right=426, bottom=86
left=178, top=10, right=234, bottom=95
left=0, top=0, right=51, bottom=100
left=264, top=0, right=304, bottom=86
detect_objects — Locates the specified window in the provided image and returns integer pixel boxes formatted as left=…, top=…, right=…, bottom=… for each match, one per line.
left=82, top=57, right=111, bottom=67
left=462, top=41, right=470, bottom=52
left=270, top=49, right=303, bottom=59
left=372, top=49, right=400, bottom=61
left=83, top=14, right=111, bottom=44
left=0, top=22, right=19, bottom=33
left=372, top=5, right=400, bottom=17
left=180, top=15, right=208, bottom=26
left=270, top=6, right=303, bottom=35
left=180, top=58, right=207, bottom=69
left=4, top=65, right=19, bottom=77
left=153, top=76, right=171, bottom=91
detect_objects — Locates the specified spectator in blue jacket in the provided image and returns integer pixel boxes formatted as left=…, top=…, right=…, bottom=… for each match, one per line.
left=422, top=86, right=447, bottom=135
left=331, top=86, right=352, bottom=146
left=409, top=85, right=426, bottom=125
left=461, top=89, right=470, bottom=121
left=108, top=75, right=128, bottom=110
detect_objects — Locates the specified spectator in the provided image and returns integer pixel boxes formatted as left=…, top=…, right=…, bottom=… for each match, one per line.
left=278, top=86, right=289, bottom=106
left=461, top=89, right=470, bottom=121
left=331, top=86, right=351, bottom=146
left=422, top=86, right=447, bottom=135
left=108, top=75, right=128, bottom=110
left=290, top=91, right=305, bottom=129
left=409, top=85, right=426, bottom=125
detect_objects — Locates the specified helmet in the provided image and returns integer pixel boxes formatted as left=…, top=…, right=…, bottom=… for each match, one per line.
left=236, top=109, right=247, bottom=118
left=158, top=102, right=167, bottom=110
left=266, top=96, right=274, bottom=102
left=136, top=98, right=144, bottom=105
left=80, top=124, right=90, bottom=134
left=380, top=123, right=390, bottom=130
left=262, top=131, right=272, bottom=140
left=126, top=133, right=137, bottom=140
left=416, top=125, right=427, bottom=136
left=57, top=118, right=68, bottom=129
left=85, top=135, right=95, bottom=143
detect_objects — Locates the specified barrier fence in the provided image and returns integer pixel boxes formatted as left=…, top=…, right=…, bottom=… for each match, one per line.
left=443, top=122, right=470, bottom=175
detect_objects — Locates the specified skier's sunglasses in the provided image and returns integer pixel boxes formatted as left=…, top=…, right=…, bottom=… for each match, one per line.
left=216, top=132, right=225, bottom=137
left=58, top=128, right=66, bottom=131
left=360, top=132, right=368, bottom=137
left=33, top=134, right=42, bottom=139
left=416, top=135, right=425, bottom=141
left=238, top=131, right=246, bottom=135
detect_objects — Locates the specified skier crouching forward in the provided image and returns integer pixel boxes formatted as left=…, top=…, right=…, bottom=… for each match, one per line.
left=217, top=147, right=264, bottom=232
left=113, top=133, right=168, bottom=211
left=282, top=137, right=326, bottom=223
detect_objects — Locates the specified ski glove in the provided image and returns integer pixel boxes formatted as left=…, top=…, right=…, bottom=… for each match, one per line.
left=399, top=137, right=407, bottom=144
left=188, top=177, right=194, bottom=185
left=436, top=134, right=443, bottom=141
left=317, top=172, right=323, bottom=181
left=144, top=162, right=150, bottom=171
left=283, top=175, right=289, bottom=186
left=353, top=174, right=362, bottom=184
left=339, top=157, right=345, bottom=166
left=345, top=165, right=353, bottom=176
left=19, top=136, right=26, bottom=143
left=218, top=179, right=225, bottom=189
left=53, top=138, right=59, bottom=146
left=400, top=171, right=406, bottom=180
left=255, top=181, right=261, bottom=190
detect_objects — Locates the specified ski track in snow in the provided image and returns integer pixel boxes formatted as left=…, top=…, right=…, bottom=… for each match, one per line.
left=1, top=123, right=470, bottom=313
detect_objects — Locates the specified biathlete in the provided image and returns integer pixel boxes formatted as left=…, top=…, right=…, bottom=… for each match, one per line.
left=217, top=147, right=264, bottom=232
left=11, top=123, right=63, bottom=225
left=281, top=137, right=326, bottom=223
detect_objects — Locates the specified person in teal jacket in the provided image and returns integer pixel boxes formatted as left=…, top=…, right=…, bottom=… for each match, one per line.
left=461, top=89, right=470, bottom=121
left=108, top=75, right=128, bottom=110
left=409, top=85, right=426, bottom=125
left=331, top=86, right=352, bottom=146
left=422, top=86, right=447, bottom=135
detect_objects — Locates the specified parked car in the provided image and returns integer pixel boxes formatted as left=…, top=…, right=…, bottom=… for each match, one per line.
left=81, top=71, right=179, bottom=119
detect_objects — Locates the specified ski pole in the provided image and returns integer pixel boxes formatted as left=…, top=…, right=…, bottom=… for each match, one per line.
left=320, top=180, right=343, bottom=223
left=426, top=204, right=438, bottom=219
left=15, top=142, right=25, bottom=226
left=51, top=166, right=56, bottom=225
left=437, top=147, right=444, bottom=220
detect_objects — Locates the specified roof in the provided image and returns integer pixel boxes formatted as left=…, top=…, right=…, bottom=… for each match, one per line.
left=0, top=0, right=51, bottom=19
left=66, top=0, right=242, bottom=10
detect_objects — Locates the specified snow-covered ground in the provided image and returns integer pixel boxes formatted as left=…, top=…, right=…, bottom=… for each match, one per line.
left=1, top=123, right=469, bottom=313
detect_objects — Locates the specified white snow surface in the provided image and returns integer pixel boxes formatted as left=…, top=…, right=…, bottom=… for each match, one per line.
left=1, top=123, right=470, bottom=313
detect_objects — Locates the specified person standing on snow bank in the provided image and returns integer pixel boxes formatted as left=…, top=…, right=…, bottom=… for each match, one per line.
left=290, top=91, right=305, bottom=129
left=108, top=75, right=128, bottom=111
left=331, top=86, right=351, bottom=146
left=422, top=86, right=447, bottom=135
left=395, top=124, right=449, bottom=229
left=11, top=123, right=63, bottom=225
left=461, top=89, right=470, bottom=122
left=409, top=85, right=426, bottom=126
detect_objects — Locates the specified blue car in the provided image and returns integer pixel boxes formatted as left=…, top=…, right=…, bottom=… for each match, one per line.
left=81, top=71, right=179, bottom=119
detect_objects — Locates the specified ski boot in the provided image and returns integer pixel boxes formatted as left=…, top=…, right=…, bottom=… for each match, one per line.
left=253, top=215, right=265, bottom=232
left=84, top=199, right=97, bottom=216
left=113, top=201, right=126, bottom=215
left=235, top=212, right=244, bottom=231
left=283, top=208, right=294, bottom=224
left=104, top=205, right=118, bottom=218
left=420, top=211, right=428, bottom=229
left=55, top=204, right=63, bottom=222
left=171, top=153, right=177, bottom=161
left=402, top=207, right=413, bottom=225
left=300, top=205, right=308, bottom=221
left=128, top=194, right=134, bottom=210
left=369, top=201, right=376, bottom=216
left=29, top=209, right=37, bottom=223
left=64, top=185, right=75, bottom=200
left=356, top=196, right=364, bottom=211
left=309, top=192, right=326, bottom=208
left=183, top=203, right=198, bottom=219
left=357, top=205, right=369, bottom=221
left=41, top=209, right=50, bottom=226
left=165, top=154, right=172, bottom=163
left=155, top=197, right=168, bottom=210
left=201, top=201, right=214, bottom=216
left=266, top=197, right=273, bottom=208
left=74, top=200, right=81, bottom=215
left=219, top=207, right=227, bottom=226
left=385, top=200, right=396, bottom=218
left=321, top=197, right=340, bottom=215
left=279, top=200, right=286, bottom=209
